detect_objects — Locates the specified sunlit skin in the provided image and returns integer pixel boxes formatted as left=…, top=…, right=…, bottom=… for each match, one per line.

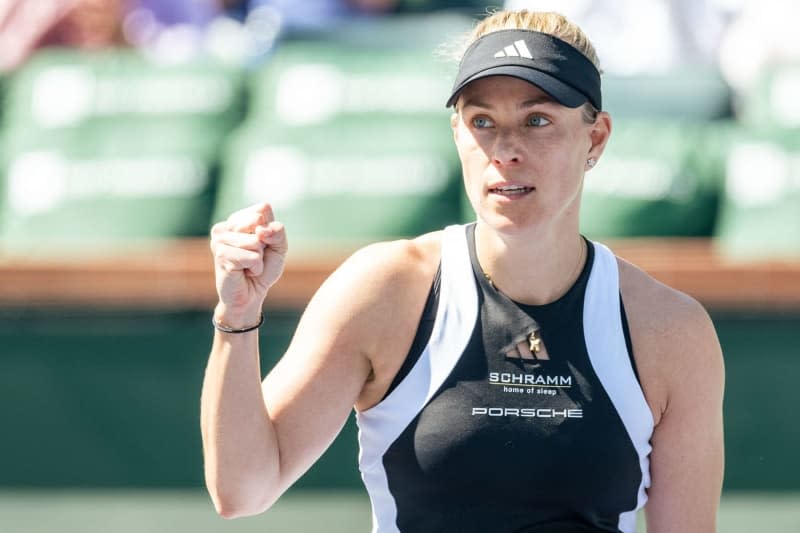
left=451, top=75, right=612, bottom=304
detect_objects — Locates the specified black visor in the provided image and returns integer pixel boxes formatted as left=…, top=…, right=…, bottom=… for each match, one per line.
left=446, top=29, right=601, bottom=110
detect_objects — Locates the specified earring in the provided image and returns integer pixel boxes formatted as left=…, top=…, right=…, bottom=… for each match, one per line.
left=586, top=158, right=597, bottom=168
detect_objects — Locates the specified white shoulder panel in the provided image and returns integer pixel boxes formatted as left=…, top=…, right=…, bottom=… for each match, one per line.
left=356, top=224, right=479, bottom=533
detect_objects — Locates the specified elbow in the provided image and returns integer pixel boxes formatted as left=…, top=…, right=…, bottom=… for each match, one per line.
left=210, top=490, right=274, bottom=520
left=202, top=444, right=284, bottom=518
left=211, top=490, right=251, bottom=520
left=213, top=501, right=242, bottom=520
left=206, top=468, right=277, bottom=519
left=213, top=500, right=260, bottom=520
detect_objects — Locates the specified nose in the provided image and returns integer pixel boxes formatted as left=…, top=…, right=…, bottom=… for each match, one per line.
left=491, top=129, right=523, bottom=167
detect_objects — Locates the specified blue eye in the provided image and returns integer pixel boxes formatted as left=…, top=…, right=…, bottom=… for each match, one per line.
left=472, top=116, right=494, bottom=128
left=527, top=115, right=551, bottom=127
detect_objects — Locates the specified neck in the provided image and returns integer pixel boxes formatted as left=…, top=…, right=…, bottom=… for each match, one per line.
left=475, top=221, right=586, bottom=306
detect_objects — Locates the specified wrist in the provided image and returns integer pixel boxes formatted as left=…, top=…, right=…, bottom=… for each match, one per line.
left=213, top=302, right=264, bottom=330
left=212, top=312, right=264, bottom=334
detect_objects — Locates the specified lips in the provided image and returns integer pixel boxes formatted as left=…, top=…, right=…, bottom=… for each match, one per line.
left=488, top=184, right=535, bottom=195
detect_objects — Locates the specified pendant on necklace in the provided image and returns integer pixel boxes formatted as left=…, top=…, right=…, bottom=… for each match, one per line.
left=482, top=270, right=496, bottom=290
left=528, top=329, right=542, bottom=354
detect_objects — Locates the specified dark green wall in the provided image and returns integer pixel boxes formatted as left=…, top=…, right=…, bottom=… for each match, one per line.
left=0, top=308, right=358, bottom=489
left=0, top=308, right=797, bottom=490
left=715, top=313, right=800, bottom=490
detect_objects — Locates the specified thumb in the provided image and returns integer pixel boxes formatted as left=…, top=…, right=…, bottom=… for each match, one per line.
left=253, top=221, right=287, bottom=288
left=259, top=221, right=287, bottom=258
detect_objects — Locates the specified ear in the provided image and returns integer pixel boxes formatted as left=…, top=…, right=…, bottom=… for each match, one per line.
left=587, top=111, right=612, bottom=162
left=450, top=111, right=459, bottom=142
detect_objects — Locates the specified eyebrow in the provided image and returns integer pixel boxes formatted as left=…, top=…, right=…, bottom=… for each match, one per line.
left=522, top=95, right=556, bottom=107
left=460, top=94, right=555, bottom=110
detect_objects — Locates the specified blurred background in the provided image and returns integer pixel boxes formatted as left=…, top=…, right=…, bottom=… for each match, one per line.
left=0, top=0, right=799, bottom=531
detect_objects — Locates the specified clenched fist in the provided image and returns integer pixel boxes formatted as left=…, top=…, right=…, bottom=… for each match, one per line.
left=210, top=202, right=287, bottom=329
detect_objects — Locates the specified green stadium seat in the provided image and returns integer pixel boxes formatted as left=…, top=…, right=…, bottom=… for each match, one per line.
left=214, top=114, right=462, bottom=253
left=247, top=40, right=454, bottom=128
left=282, top=11, right=473, bottom=50
left=4, top=48, right=245, bottom=136
left=0, top=48, right=249, bottom=254
left=716, top=128, right=800, bottom=259
left=578, top=119, right=728, bottom=238
left=0, top=122, right=220, bottom=252
left=602, top=64, right=733, bottom=121
left=225, top=19, right=472, bottom=252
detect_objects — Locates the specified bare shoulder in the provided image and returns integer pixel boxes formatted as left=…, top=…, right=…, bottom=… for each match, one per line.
left=331, top=230, right=442, bottom=291
left=617, top=257, right=715, bottom=337
left=616, top=257, right=724, bottom=423
left=348, top=231, right=441, bottom=307
left=297, top=231, right=443, bottom=409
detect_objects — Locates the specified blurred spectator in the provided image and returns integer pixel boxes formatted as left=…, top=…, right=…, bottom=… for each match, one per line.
left=504, top=0, right=739, bottom=75
left=120, top=0, right=222, bottom=62
left=120, top=0, right=399, bottom=65
left=0, top=0, right=126, bottom=72
left=1, top=0, right=488, bottom=72
left=718, top=0, right=800, bottom=96
left=392, top=0, right=489, bottom=14
left=219, top=0, right=486, bottom=37
left=225, top=0, right=396, bottom=35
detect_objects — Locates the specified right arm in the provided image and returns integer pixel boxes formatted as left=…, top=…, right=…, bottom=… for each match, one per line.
left=200, top=202, right=435, bottom=518
left=201, top=202, right=291, bottom=518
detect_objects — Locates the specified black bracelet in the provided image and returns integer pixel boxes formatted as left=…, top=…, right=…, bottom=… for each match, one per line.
left=212, top=312, right=264, bottom=334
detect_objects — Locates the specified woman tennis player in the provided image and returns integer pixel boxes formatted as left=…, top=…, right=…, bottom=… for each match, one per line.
left=201, top=10, right=724, bottom=532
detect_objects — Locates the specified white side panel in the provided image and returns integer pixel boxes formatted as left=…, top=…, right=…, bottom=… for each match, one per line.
left=583, top=242, right=655, bottom=533
left=356, top=224, right=479, bottom=533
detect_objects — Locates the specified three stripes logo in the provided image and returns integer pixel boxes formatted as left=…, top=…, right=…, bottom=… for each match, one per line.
left=494, top=40, right=533, bottom=59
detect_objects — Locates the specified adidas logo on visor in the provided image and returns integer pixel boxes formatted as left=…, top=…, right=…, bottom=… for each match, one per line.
left=494, top=39, right=533, bottom=59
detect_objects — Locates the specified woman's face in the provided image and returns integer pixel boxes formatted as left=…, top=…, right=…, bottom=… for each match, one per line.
left=452, top=75, right=608, bottom=236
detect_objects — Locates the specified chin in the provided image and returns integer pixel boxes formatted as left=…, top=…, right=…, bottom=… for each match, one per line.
left=477, top=211, right=542, bottom=236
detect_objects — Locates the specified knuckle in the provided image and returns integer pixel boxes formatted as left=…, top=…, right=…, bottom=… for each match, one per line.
left=218, top=259, right=237, bottom=273
left=215, top=258, right=230, bottom=272
left=214, top=248, right=233, bottom=265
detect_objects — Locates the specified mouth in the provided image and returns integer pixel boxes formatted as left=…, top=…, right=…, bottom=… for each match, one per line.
left=488, top=185, right=535, bottom=196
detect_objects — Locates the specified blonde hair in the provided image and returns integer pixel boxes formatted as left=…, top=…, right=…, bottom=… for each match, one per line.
left=451, top=10, right=602, bottom=122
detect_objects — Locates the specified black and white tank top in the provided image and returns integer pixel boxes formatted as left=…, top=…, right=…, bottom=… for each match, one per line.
left=356, top=224, right=653, bottom=533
